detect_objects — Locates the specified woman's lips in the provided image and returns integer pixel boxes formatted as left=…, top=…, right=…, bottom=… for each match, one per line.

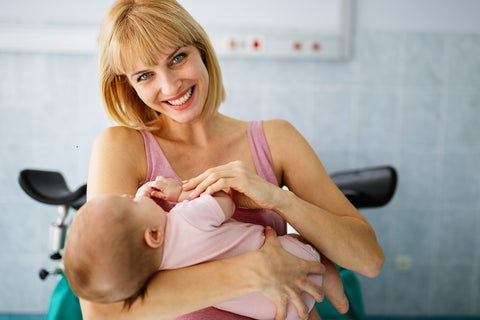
left=166, top=87, right=194, bottom=108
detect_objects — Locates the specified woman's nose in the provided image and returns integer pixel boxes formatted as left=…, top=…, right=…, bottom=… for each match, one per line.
left=155, top=70, right=181, bottom=96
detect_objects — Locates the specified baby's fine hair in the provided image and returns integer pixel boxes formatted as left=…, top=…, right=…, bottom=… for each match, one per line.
left=64, top=195, right=157, bottom=304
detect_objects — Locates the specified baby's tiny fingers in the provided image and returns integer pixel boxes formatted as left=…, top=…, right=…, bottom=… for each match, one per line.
left=151, top=191, right=164, bottom=199
left=135, top=185, right=152, bottom=197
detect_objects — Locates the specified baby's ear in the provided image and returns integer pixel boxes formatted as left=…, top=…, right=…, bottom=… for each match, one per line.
left=144, top=228, right=164, bottom=248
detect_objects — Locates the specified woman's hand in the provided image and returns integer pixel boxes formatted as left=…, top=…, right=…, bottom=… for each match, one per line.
left=256, top=227, right=325, bottom=320
left=182, top=160, right=281, bottom=210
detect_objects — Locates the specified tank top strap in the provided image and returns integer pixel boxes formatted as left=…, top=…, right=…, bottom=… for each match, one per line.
left=247, top=121, right=279, bottom=186
left=139, top=130, right=179, bottom=183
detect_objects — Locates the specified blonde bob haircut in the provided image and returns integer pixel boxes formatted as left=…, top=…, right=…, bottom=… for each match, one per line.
left=98, top=0, right=226, bottom=130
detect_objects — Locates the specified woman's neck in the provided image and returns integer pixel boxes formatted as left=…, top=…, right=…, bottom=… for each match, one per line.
left=154, top=113, right=230, bottom=146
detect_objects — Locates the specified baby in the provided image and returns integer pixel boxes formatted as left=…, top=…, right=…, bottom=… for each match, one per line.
left=64, top=176, right=348, bottom=320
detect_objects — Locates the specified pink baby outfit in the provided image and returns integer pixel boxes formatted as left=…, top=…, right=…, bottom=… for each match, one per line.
left=140, top=121, right=287, bottom=319
left=160, top=194, right=321, bottom=320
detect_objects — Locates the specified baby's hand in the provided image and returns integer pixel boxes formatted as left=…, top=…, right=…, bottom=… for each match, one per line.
left=136, top=176, right=182, bottom=202
left=135, top=181, right=157, bottom=199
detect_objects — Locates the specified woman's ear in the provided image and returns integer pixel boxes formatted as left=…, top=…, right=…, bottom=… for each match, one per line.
left=144, top=227, right=164, bottom=248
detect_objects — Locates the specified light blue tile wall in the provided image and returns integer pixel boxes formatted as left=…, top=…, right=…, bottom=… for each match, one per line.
left=0, top=53, right=110, bottom=313
left=0, top=30, right=479, bottom=316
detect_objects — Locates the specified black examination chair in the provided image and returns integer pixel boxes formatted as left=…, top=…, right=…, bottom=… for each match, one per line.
left=18, top=166, right=397, bottom=320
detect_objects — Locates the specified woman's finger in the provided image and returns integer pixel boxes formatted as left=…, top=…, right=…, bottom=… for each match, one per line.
left=286, top=286, right=309, bottom=320
left=298, top=274, right=324, bottom=303
left=188, top=174, right=227, bottom=198
left=321, top=257, right=349, bottom=313
left=202, top=177, right=236, bottom=196
left=182, top=161, right=278, bottom=208
left=183, top=161, right=245, bottom=189
left=261, top=227, right=327, bottom=319
left=189, top=173, right=240, bottom=199
left=299, top=260, right=326, bottom=303
left=273, top=298, right=288, bottom=320
left=183, top=163, right=232, bottom=189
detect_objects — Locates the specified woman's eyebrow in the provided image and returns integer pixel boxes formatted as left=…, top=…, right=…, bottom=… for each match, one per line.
left=130, top=69, right=149, bottom=79
left=166, top=46, right=185, bottom=60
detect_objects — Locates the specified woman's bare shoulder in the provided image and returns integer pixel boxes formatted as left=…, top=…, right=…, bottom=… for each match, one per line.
left=88, top=126, right=147, bottom=197
left=93, top=126, right=147, bottom=157
left=262, top=119, right=304, bottom=146
left=95, top=126, right=143, bottom=144
left=262, top=118, right=294, bottom=129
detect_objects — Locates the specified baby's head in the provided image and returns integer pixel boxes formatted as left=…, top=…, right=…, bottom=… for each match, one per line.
left=64, top=194, right=167, bottom=304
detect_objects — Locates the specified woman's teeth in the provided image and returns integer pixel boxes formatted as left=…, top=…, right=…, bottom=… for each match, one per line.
left=168, top=88, right=193, bottom=106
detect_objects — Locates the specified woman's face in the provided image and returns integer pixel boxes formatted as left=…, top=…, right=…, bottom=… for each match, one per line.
left=126, top=46, right=209, bottom=124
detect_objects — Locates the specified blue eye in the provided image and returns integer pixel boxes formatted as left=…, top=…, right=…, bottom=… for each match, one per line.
left=172, top=53, right=186, bottom=64
left=137, top=72, right=152, bottom=82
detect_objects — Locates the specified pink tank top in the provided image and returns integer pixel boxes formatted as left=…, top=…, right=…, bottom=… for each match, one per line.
left=140, top=121, right=286, bottom=320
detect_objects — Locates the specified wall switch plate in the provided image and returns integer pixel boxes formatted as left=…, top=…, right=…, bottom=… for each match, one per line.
left=394, top=254, right=412, bottom=272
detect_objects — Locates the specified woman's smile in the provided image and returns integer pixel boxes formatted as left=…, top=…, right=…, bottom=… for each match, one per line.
left=165, top=86, right=195, bottom=110
left=127, top=45, right=209, bottom=123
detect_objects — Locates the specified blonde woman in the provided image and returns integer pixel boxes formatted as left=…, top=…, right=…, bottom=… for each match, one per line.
left=82, top=0, right=384, bottom=319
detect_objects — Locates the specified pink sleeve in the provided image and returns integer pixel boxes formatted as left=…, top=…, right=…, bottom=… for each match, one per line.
left=171, top=195, right=225, bottom=230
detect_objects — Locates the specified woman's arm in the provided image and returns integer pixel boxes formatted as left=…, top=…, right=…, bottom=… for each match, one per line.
left=265, top=120, right=384, bottom=277
left=81, top=251, right=262, bottom=320
left=87, top=126, right=146, bottom=198
left=83, top=126, right=324, bottom=320
left=183, top=120, right=384, bottom=277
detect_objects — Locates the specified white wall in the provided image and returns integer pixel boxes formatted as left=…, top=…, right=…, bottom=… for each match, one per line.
left=356, top=0, right=480, bottom=32
left=0, top=0, right=110, bottom=24
left=2, top=0, right=480, bottom=32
